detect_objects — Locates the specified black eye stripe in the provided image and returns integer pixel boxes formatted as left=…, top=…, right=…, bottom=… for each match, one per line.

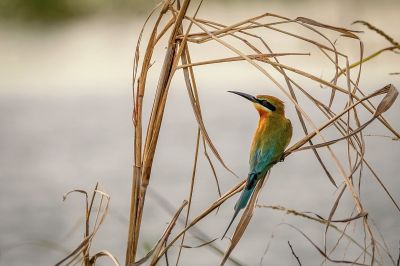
left=258, top=99, right=276, bottom=111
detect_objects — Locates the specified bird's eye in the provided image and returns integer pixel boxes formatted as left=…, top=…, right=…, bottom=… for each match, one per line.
left=260, top=100, right=276, bottom=111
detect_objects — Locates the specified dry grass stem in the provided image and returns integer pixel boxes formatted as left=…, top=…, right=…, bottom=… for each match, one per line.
left=55, top=1, right=399, bottom=265
left=56, top=185, right=114, bottom=266
left=123, top=0, right=399, bottom=264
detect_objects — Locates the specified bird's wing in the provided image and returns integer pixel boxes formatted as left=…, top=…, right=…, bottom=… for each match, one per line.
left=249, top=147, right=275, bottom=181
left=284, top=118, right=293, bottom=149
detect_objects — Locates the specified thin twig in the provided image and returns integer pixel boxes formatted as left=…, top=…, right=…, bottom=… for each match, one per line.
left=288, top=241, right=302, bottom=266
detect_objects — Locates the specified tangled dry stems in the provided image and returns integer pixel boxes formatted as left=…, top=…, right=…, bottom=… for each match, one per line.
left=57, top=0, right=400, bottom=265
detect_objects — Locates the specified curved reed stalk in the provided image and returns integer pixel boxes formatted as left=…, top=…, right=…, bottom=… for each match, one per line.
left=126, top=1, right=399, bottom=265
left=56, top=1, right=400, bottom=265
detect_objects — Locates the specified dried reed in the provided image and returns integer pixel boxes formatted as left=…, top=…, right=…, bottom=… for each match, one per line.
left=57, top=0, right=399, bottom=265
left=125, top=1, right=399, bottom=265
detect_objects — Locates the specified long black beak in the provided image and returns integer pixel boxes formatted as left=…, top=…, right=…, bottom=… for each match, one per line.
left=228, top=91, right=257, bottom=103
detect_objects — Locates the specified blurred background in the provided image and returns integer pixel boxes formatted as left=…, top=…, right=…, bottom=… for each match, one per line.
left=0, top=0, right=399, bottom=265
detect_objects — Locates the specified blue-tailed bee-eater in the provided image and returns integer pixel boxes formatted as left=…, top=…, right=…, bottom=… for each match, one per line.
left=223, top=91, right=292, bottom=238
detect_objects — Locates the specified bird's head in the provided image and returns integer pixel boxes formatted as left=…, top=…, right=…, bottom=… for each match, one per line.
left=228, top=91, right=286, bottom=116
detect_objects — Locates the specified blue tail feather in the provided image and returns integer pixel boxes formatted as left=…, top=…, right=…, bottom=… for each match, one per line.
left=221, top=206, right=240, bottom=239
left=235, top=187, right=254, bottom=211
left=222, top=186, right=256, bottom=239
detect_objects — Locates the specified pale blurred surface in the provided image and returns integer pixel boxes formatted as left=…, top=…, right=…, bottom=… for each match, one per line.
left=0, top=1, right=399, bottom=265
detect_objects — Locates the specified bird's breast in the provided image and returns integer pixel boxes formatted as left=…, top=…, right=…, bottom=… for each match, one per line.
left=250, top=114, right=291, bottom=167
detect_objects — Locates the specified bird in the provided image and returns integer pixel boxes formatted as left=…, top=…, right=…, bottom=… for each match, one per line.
left=222, top=91, right=292, bottom=239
